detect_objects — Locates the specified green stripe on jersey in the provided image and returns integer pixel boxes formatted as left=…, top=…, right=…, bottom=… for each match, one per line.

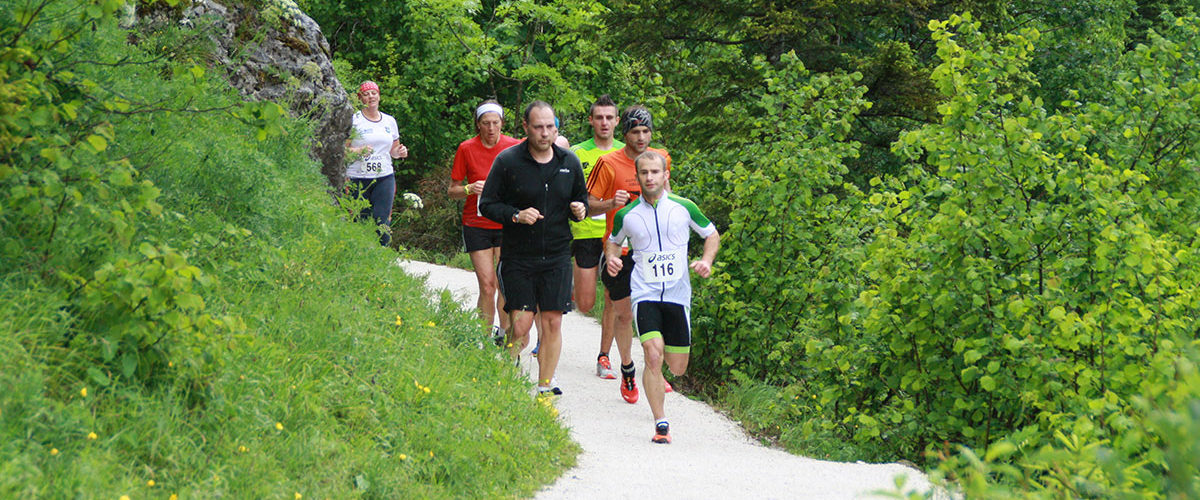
left=610, top=197, right=643, bottom=238
left=667, top=193, right=712, bottom=227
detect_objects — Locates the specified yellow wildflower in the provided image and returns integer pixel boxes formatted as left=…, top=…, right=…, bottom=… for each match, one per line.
left=168, top=361, right=174, bottom=368
left=428, top=450, right=434, bottom=458
left=426, top=321, right=436, bottom=327
left=170, top=495, right=178, bottom=500
left=238, top=445, right=248, bottom=453
left=87, top=432, right=97, bottom=440
left=422, top=387, right=430, bottom=394
left=80, top=388, right=87, bottom=397
left=295, top=493, right=303, bottom=500
left=120, top=496, right=130, bottom=500
left=147, top=479, right=156, bottom=487
left=394, top=316, right=403, bottom=326
left=275, top=422, right=284, bottom=431
left=50, top=448, right=58, bottom=455
left=399, top=453, right=407, bottom=460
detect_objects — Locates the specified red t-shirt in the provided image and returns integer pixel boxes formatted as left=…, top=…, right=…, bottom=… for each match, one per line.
left=585, top=146, right=672, bottom=239
left=451, top=135, right=521, bottom=229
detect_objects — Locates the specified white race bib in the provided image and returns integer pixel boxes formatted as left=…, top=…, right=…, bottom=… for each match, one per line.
left=639, top=249, right=686, bottom=283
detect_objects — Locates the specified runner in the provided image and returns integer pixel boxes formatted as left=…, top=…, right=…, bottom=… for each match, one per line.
left=345, top=80, right=408, bottom=246
left=605, top=151, right=720, bottom=443
left=586, top=105, right=671, bottom=403
left=569, top=95, right=624, bottom=380
left=448, top=100, right=521, bottom=343
left=479, top=101, right=589, bottom=397
left=554, top=116, right=571, bottom=149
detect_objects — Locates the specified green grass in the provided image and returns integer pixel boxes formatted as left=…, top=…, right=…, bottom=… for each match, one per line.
left=0, top=11, right=577, bottom=498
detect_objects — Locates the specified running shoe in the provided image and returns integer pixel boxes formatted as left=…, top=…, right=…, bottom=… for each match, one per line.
left=651, top=421, right=671, bottom=444
left=491, top=326, right=505, bottom=348
left=665, top=379, right=674, bottom=393
left=621, top=375, right=639, bottom=404
left=532, top=341, right=540, bottom=358
left=537, top=385, right=562, bottom=397
left=596, top=355, right=617, bottom=379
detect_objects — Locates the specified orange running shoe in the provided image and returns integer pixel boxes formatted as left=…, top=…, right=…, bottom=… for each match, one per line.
left=651, top=421, right=671, bottom=444
left=621, top=375, right=639, bottom=404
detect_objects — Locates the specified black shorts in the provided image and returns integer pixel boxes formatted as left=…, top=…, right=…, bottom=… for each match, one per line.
left=462, top=225, right=502, bottom=253
left=571, top=238, right=603, bottom=269
left=634, top=301, right=692, bottom=354
left=498, top=257, right=574, bottom=312
left=601, top=253, right=634, bottom=300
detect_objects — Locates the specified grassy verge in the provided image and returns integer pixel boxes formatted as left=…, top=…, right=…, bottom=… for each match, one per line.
left=0, top=9, right=576, bottom=498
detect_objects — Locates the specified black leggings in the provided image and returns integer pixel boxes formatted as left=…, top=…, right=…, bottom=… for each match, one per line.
left=348, top=174, right=396, bottom=246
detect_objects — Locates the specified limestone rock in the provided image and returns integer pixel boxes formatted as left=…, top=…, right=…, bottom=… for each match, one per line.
left=180, top=0, right=351, bottom=189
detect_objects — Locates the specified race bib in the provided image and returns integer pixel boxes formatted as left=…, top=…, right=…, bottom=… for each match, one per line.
left=639, top=249, right=686, bottom=283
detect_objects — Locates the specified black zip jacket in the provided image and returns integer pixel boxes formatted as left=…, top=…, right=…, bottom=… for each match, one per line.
left=478, top=141, right=588, bottom=261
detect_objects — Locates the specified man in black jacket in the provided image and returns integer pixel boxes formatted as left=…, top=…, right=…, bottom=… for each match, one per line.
left=479, top=100, right=589, bottom=397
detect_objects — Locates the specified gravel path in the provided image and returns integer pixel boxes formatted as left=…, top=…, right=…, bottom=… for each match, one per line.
left=398, top=260, right=934, bottom=499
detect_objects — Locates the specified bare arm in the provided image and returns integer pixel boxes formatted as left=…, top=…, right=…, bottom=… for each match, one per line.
left=604, top=240, right=624, bottom=277
left=448, top=179, right=487, bottom=200
left=587, top=191, right=630, bottom=216
left=690, top=230, right=721, bottom=278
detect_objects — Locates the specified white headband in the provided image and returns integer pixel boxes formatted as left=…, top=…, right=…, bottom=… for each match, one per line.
left=475, top=103, right=504, bottom=120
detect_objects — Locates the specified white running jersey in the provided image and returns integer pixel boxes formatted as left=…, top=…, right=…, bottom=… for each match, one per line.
left=346, top=111, right=400, bottom=179
left=609, top=193, right=716, bottom=306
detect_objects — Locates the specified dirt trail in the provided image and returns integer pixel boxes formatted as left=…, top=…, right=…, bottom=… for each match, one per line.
left=398, top=260, right=934, bottom=499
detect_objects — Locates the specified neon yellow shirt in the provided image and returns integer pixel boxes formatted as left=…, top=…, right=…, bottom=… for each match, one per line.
left=570, top=137, right=625, bottom=239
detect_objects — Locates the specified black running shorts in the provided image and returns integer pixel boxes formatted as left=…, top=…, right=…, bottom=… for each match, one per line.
left=633, top=301, right=692, bottom=354
left=462, top=225, right=502, bottom=253
left=498, top=256, right=574, bottom=312
left=571, top=238, right=603, bottom=269
left=600, top=253, right=635, bottom=301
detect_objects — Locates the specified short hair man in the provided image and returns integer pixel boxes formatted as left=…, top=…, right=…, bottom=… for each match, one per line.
left=606, top=151, right=720, bottom=443
left=479, top=101, right=589, bottom=397
left=569, top=95, right=625, bottom=380
left=585, top=105, right=671, bottom=403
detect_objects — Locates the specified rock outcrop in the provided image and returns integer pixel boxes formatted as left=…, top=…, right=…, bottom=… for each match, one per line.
left=179, top=0, right=351, bottom=189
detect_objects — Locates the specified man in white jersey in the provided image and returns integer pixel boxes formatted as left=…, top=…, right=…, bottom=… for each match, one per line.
left=605, top=151, right=720, bottom=444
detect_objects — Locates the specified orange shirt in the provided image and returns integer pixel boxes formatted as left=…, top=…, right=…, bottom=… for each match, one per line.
left=585, top=146, right=672, bottom=239
left=451, top=135, right=521, bottom=229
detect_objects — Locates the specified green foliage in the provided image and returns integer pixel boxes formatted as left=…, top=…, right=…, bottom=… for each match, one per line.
left=684, top=10, right=1200, bottom=497
left=0, top=1, right=575, bottom=497
left=688, top=53, right=871, bottom=389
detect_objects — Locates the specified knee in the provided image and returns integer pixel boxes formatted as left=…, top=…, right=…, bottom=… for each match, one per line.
left=479, top=278, right=499, bottom=295
left=577, top=297, right=595, bottom=314
left=644, top=348, right=664, bottom=368
left=615, top=308, right=633, bottom=324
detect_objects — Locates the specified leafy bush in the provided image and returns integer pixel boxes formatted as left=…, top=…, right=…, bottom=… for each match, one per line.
left=687, top=11, right=1200, bottom=495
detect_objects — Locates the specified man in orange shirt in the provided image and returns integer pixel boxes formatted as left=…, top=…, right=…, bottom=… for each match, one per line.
left=585, top=105, right=671, bottom=404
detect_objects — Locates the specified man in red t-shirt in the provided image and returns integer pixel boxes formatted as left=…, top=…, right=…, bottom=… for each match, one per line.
left=449, top=100, right=521, bottom=343
left=585, top=105, right=672, bottom=404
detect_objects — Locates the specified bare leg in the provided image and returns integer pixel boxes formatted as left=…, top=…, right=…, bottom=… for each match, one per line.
left=613, top=297, right=634, bottom=367
left=536, top=311, right=564, bottom=387
left=470, top=249, right=501, bottom=328
left=573, top=264, right=598, bottom=314
left=642, top=337, right=667, bottom=420
left=508, top=310, right=535, bottom=359
left=599, top=291, right=616, bottom=356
